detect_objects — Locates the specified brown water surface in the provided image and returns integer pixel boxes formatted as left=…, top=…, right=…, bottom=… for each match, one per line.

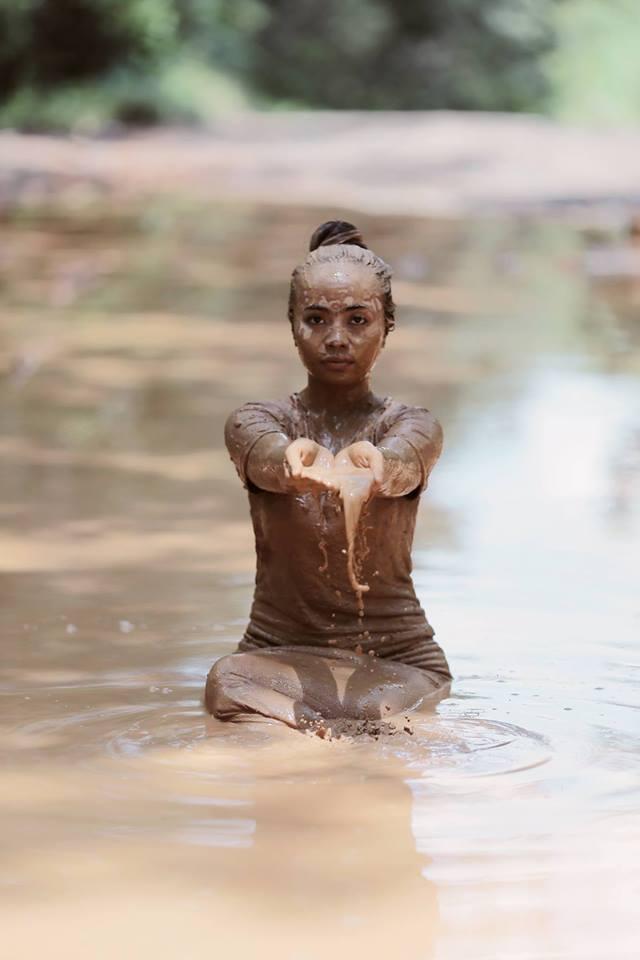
left=1, top=203, right=639, bottom=958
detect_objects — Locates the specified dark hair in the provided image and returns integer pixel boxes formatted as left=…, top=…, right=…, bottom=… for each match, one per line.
left=288, top=219, right=395, bottom=336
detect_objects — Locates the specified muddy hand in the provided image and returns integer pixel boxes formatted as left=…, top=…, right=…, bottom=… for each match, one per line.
left=284, top=438, right=338, bottom=494
left=337, top=441, right=384, bottom=495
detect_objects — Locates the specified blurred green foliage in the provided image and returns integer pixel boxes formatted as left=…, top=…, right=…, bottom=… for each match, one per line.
left=250, top=0, right=553, bottom=110
left=0, top=0, right=175, bottom=87
left=0, top=0, right=639, bottom=130
left=545, top=0, right=640, bottom=124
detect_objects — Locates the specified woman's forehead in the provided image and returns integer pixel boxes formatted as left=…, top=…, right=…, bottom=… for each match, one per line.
left=298, top=260, right=381, bottom=300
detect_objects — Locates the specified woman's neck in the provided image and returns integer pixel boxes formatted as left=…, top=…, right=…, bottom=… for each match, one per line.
left=300, top=376, right=376, bottom=415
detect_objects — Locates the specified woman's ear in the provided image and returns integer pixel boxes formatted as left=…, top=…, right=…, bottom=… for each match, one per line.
left=383, top=318, right=395, bottom=344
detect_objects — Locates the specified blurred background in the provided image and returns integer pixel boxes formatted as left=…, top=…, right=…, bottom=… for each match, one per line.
left=1, top=0, right=640, bottom=129
left=2, top=4, right=640, bottom=960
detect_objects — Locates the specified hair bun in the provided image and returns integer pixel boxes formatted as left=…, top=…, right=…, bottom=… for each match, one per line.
left=309, top=220, right=368, bottom=252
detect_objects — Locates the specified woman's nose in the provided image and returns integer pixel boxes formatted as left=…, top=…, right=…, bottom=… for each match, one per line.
left=325, top=322, right=348, bottom=347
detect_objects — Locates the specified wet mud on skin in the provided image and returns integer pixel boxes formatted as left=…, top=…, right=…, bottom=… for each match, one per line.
left=1, top=202, right=640, bottom=959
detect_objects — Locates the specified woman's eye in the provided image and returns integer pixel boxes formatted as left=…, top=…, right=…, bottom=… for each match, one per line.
left=350, top=315, right=368, bottom=325
left=306, top=315, right=324, bottom=325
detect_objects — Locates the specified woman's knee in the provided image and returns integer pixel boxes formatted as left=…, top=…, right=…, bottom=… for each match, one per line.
left=205, top=651, right=296, bottom=720
left=205, top=654, right=247, bottom=718
left=205, top=651, right=316, bottom=727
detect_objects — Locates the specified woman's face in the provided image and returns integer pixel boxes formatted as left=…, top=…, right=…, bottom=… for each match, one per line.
left=291, top=260, right=386, bottom=385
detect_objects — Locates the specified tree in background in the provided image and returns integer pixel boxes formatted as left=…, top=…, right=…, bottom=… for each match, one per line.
left=250, top=0, right=554, bottom=111
left=0, top=0, right=175, bottom=93
left=545, top=0, right=640, bottom=125
left=1, top=0, right=639, bottom=129
left=0, top=0, right=255, bottom=128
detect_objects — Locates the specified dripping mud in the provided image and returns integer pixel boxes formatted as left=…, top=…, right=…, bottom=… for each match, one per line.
left=299, top=444, right=374, bottom=613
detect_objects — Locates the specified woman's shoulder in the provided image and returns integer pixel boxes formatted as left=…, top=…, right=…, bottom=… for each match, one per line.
left=224, top=395, right=301, bottom=436
left=377, top=396, right=440, bottom=428
left=374, top=398, right=443, bottom=476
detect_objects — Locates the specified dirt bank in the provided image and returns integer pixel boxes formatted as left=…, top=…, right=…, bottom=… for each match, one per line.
left=2, top=111, right=640, bottom=222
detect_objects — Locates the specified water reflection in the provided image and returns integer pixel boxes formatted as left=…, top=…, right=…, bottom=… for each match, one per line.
left=0, top=737, right=440, bottom=959
left=1, top=202, right=639, bottom=958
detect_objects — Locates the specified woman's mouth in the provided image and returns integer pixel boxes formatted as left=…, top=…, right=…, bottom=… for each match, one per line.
left=322, top=357, right=354, bottom=370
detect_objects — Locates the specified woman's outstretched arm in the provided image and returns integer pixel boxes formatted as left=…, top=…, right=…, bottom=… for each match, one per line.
left=341, top=409, right=443, bottom=498
left=225, top=403, right=334, bottom=496
left=246, top=433, right=337, bottom=496
left=244, top=432, right=292, bottom=493
left=378, top=430, right=441, bottom=497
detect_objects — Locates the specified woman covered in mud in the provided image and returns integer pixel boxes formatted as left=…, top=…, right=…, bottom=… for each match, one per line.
left=206, top=220, right=451, bottom=734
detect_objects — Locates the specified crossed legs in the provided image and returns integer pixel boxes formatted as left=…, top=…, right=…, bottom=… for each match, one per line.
left=205, top=645, right=448, bottom=730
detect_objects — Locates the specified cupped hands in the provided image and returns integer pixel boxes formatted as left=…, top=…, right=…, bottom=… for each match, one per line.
left=284, top=438, right=383, bottom=497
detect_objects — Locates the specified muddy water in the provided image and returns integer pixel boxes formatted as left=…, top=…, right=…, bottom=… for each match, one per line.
left=1, top=203, right=639, bottom=958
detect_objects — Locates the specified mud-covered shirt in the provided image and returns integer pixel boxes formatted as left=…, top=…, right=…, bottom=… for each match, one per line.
left=225, top=392, right=450, bottom=677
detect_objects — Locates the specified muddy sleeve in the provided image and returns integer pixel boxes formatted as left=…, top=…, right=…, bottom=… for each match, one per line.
left=224, top=403, right=291, bottom=488
left=378, top=406, right=443, bottom=493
